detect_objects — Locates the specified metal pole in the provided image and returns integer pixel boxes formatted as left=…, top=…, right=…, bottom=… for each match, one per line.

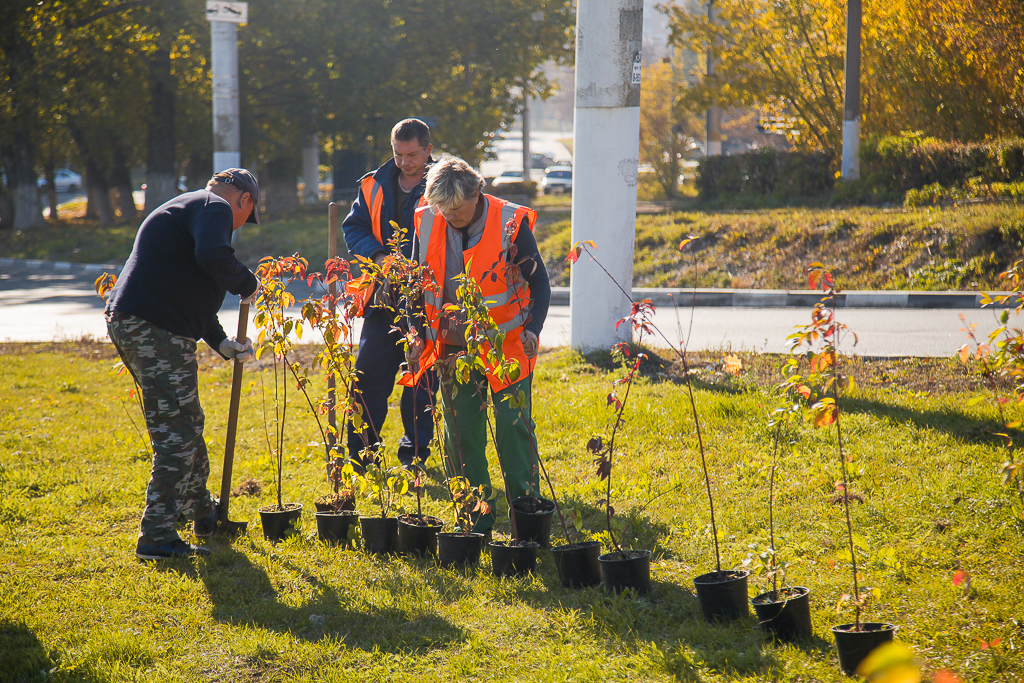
left=570, top=0, right=643, bottom=351
left=705, top=0, right=721, bottom=156
left=522, top=94, right=532, bottom=183
left=211, top=21, right=241, bottom=172
left=841, top=0, right=862, bottom=179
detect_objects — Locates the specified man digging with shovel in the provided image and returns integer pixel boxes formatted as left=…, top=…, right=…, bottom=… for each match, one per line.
left=105, top=169, right=261, bottom=560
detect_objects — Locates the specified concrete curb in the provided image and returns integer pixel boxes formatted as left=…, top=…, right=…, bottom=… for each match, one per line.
left=550, top=287, right=1006, bottom=309
left=0, top=258, right=1008, bottom=309
left=0, top=257, right=121, bottom=278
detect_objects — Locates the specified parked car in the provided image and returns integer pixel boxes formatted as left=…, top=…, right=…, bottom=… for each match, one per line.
left=491, top=169, right=525, bottom=187
left=37, top=169, right=82, bottom=193
left=540, top=166, right=572, bottom=195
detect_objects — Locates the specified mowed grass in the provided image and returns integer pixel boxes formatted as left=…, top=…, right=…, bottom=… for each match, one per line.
left=1, top=344, right=1023, bottom=682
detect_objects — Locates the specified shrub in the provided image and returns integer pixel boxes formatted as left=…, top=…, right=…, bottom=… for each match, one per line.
left=696, top=149, right=835, bottom=201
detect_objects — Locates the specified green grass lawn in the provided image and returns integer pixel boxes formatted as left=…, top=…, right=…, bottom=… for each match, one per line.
left=1, top=343, right=1022, bottom=682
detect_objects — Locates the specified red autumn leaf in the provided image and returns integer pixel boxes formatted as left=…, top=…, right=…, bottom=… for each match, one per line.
left=586, top=436, right=603, bottom=453
left=797, top=385, right=812, bottom=399
left=933, top=671, right=963, bottom=683
left=952, top=570, right=969, bottom=587
left=595, top=458, right=612, bottom=480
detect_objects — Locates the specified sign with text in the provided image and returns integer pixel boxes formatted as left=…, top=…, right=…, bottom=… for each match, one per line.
left=206, top=1, right=248, bottom=23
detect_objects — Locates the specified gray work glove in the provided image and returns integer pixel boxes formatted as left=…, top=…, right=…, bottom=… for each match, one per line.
left=521, top=330, right=539, bottom=359
left=219, top=337, right=254, bottom=363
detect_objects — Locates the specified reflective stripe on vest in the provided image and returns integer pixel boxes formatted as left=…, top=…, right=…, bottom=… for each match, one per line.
left=360, top=175, right=385, bottom=244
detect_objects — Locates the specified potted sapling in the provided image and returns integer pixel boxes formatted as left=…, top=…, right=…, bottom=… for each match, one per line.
left=585, top=299, right=660, bottom=594
left=292, top=257, right=361, bottom=545
left=252, top=255, right=308, bottom=541
left=356, top=226, right=446, bottom=555
left=567, top=240, right=748, bottom=610
left=436, top=474, right=497, bottom=568
left=746, top=401, right=813, bottom=641
left=347, top=444, right=413, bottom=554
left=785, top=263, right=894, bottom=673
left=450, top=271, right=543, bottom=575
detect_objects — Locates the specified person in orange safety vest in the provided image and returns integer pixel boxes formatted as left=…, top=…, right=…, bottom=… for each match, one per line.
left=340, top=118, right=438, bottom=470
left=404, top=156, right=551, bottom=534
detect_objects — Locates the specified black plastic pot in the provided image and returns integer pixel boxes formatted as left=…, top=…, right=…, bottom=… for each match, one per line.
left=397, top=514, right=444, bottom=556
left=509, top=496, right=556, bottom=548
left=751, top=586, right=813, bottom=641
left=489, top=540, right=540, bottom=578
left=315, top=510, right=359, bottom=547
left=359, top=516, right=398, bottom=554
left=258, top=503, right=302, bottom=542
left=550, top=541, right=602, bottom=589
left=693, top=569, right=750, bottom=622
left=437, top=532, right=485, bottom=568
left=599, top=549, right=652, bottom=594
left=832, top=623, right=897, bottom=675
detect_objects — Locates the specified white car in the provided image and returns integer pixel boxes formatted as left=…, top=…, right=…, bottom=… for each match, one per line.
left=540, top=166, right=572, bottom=195
left=491, top=169, right=526, bottom=187
left=37, top=169, right=82, bottom=193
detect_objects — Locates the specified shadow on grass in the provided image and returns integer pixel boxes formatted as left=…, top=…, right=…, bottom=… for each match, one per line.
left=842, top=395, right=1007, bottom=447
left=0, top=620, right=59, bottom=682
left=153, top=546, right=465, bottom=653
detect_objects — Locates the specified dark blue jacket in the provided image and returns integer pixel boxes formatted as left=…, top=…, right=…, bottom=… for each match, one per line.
left=105, top=190, right=259, bottom=351
left=341, top=157, right=430, bottom=260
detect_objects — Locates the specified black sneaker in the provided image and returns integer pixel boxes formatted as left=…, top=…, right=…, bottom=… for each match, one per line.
left=193, top=500, right=219, bottom=538
left=136, top=538, right=211, bottom=560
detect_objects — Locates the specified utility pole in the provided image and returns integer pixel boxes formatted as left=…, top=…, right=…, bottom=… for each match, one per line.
left=841, top=0, right=862, bottom=179
left=207, top=1, right=247, bottom=172
left=570, top=0, right=644, bottom=351
left=705, top=0, right=721, bottom=156
left=521, top=94, right=531, bottom=182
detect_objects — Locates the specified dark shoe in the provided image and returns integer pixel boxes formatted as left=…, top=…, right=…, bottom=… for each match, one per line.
left=193, top=500, right=219, bottom=538
left=136, top=537, right=211, bottom=560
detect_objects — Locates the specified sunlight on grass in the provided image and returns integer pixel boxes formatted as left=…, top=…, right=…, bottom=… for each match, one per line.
left=1, top=343, right=1021, bottom=681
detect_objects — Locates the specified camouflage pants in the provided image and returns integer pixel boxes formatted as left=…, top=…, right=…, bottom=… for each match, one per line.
left=107, top=314, right=215, bottom=542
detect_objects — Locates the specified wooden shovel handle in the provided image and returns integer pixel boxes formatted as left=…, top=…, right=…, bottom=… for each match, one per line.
left=218, top=301, right=249, bottom=522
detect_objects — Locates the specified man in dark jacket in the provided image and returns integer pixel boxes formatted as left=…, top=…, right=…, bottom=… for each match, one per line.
left=341, top=118, right=438, bottom=469
left=105, top=168, right=261, bottom=560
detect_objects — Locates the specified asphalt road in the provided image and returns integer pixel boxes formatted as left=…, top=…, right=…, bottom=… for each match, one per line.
left=0, top=260, right=1006, bottom=357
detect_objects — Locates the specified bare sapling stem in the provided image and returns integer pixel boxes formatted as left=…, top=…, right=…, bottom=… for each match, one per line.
left=769, top=420, right=781, bottom=594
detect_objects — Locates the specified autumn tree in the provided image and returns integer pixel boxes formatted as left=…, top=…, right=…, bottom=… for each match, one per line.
left=664, top=0, right=1024, bottom=154
left=640, top=57, right=702, bottom=199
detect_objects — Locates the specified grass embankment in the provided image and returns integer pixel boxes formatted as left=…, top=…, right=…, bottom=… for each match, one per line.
left=4, top=199, right=1024, bottom=293
left=537, top=202, right=1024, bottom=291
left=2, top=342, right=1022, bottom=681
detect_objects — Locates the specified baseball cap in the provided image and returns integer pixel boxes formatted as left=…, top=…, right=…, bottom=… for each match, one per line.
left=212, top=168, right=261, bottom=224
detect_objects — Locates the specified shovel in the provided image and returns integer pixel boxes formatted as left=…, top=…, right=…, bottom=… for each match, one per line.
left=216, top=301, right=251, bottom=535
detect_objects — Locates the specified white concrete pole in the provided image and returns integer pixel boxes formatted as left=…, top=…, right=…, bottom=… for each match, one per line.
left=522, top=95, right=531, bottom=181
left=302, top=132, right=320, bottom=203
left=841, top=0, right=862, bottom=179
left=570, top=0, right=643, bottom=351
left=211, top=20, right=241, bottom=171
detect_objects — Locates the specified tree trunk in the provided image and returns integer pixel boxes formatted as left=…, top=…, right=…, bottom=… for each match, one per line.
left=43, top=157, right=58, bottom=220
left=301, top=132, right=320, bottom=204
left=0, top=138, right=45, bottom=230
left=85, top=165, right=114, bottom=227
left=184, top=152, right=211, bottom=191
left=264, top=157, right=300, bottom=217
left=112, top=146, right=137, bottom=221
left=144, top=38, right=178, bottom=213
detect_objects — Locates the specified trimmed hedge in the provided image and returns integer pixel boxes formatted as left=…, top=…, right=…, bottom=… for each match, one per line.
left=695, top=136, right=1024, bottom=203
left=696, top=148, right=835, bottom=200
left=860, top=136, right=1024, bottom=194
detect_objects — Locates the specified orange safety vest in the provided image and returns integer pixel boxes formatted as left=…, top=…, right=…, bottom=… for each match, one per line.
left=400, top=195, right=538, bottom=392
left=344, top=174, right=424, bottom=316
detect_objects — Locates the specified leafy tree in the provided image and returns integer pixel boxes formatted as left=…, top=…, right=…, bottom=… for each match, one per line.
left=665, top=0, right=1024, bottom=154
left=639, top=57, right=701, bottom=199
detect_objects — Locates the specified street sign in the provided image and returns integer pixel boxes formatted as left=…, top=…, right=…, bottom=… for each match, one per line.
left=206, top=1, right=248, bottom=23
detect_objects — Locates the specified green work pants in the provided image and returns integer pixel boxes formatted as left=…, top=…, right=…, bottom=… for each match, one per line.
left=438, top=369, right=540, bottom=533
